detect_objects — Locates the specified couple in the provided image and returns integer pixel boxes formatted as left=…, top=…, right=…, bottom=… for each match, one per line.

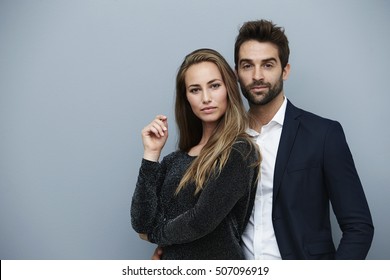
left=131, top=20, right=374, bottom=260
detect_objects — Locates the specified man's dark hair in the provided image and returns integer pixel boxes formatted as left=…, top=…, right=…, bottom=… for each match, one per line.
left=234, top=19, right=290, bottom=69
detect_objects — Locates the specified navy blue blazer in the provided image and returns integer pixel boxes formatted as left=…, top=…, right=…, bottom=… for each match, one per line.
left=272, top=100, right=374, bottom=259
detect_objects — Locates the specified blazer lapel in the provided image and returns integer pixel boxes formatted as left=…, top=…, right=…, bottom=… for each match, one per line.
left=273, top=100, right=301, bottom=200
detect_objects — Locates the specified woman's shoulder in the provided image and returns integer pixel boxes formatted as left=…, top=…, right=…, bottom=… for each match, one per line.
left=232, top=137, right=258, bottom=159
left=162, top=150, right=182, bottom=160
left=161, top=150, right=192, bottom=164
left=233, top=137, right=256, bottom=150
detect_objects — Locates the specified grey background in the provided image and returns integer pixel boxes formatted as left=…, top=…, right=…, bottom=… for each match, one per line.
left=0, top=0, right=388, bottom=260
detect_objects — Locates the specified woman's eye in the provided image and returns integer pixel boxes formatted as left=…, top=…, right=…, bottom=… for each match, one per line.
left=211, top=83, right=221, bottom=89
left=190, top=88, right=200, bottom=93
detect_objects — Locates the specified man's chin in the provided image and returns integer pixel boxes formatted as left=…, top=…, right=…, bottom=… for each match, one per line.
left=249, top=94, right=268, bottom=105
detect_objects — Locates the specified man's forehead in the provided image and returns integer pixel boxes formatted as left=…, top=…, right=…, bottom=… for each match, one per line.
left=238, top=41, right=279, bottom=60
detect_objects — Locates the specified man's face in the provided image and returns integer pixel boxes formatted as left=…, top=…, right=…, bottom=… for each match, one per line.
left=236, top=40, right=290, bottom=106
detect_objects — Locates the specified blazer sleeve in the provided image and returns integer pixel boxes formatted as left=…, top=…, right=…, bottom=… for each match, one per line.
left=148, top=141, right=258, bottom=246
left=324, top=121, right=374, bottom=259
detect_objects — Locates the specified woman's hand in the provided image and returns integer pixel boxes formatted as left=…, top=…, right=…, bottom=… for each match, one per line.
left=141, top=115, right=168, bottom=162
left=151, top=246, right=163, bottom=260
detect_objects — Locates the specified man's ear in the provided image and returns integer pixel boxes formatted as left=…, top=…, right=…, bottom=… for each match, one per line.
left=282, top=63, right=291, bottom=81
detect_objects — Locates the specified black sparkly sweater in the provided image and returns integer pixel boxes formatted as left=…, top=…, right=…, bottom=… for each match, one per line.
left=131, top=139, right=259, bottom=259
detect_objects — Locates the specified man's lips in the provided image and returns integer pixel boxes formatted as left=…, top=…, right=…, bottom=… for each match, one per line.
left=249, top=81, right=270, bottom=91
left=251, top=85, right=268, bottom=90
left=250, top=85, right=269, bottom=93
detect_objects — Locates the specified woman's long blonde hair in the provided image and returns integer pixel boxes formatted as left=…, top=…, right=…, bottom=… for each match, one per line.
left=175, top=48, right=260, bottom=195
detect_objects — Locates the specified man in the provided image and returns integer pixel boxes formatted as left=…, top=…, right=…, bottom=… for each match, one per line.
left=235, top=19, right=373, bottom=259
left=152, top=19, right=374, bottom=260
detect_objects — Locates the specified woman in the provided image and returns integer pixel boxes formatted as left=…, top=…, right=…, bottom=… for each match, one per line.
left=131, top=48, right=260, bottom=259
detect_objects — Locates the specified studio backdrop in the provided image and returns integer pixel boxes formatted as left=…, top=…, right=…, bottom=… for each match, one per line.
left=0, top=0, right=389, bottom=259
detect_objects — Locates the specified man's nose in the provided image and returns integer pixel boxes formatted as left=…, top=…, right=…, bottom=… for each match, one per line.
left=253, top=66, right=264, bottom=81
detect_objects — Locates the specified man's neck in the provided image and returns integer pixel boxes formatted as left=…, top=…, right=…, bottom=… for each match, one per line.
left=248, top=93, right=285, bottom=132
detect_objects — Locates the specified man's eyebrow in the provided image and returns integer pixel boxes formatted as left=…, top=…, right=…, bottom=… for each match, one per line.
left=238, top=58, right=253, bottom=64
left=239, top=57, right=278, bottom=64
left=262, top=58, right=277, bottom=63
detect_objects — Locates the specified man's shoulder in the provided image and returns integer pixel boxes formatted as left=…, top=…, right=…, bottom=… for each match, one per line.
left=287, top=100, right=339, bottom=126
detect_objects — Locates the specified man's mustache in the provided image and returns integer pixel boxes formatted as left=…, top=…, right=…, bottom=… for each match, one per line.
left=248, top=80, right=271, bottom=88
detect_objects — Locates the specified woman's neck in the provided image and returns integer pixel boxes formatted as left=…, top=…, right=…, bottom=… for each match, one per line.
left=188, top=122, right=216, bottom=156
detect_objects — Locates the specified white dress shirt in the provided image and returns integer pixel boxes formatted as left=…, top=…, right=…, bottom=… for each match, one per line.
left=241, top=97, right=287, bottom=260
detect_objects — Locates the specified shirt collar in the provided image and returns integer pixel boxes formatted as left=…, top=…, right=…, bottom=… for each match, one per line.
left=273, top=95, right=287, bottom=126
left=246, top=96, right=288, bottom=136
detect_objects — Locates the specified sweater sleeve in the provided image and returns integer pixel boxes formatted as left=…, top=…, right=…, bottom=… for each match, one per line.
left=131, top=158, right=165, bottom=233
left=149, top=140, right=258, bottom=246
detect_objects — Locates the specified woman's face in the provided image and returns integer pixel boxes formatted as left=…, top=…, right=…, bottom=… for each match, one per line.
left=185, top=62, right=228, bottom=128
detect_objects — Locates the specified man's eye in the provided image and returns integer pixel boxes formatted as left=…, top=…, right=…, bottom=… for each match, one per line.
left=242, top=64, right=252, bottom=69
left=264, top=63, right=274, bottom=69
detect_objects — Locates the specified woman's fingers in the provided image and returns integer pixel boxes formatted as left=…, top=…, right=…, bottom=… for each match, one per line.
left=141, top=115, right=168, bottom=162
left=144, top=116, right=168, bottom=138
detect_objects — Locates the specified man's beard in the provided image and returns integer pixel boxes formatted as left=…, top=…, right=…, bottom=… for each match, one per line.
left=240, top=75, right=284, bottom=106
